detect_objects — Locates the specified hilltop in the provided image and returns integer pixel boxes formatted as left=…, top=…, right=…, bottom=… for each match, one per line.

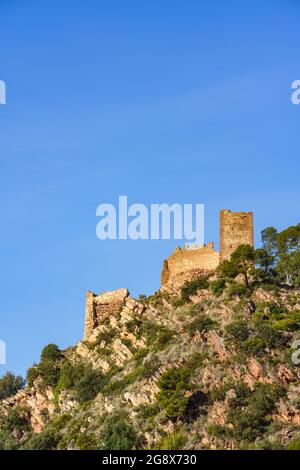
left=1, top=219, right=300, bottom=450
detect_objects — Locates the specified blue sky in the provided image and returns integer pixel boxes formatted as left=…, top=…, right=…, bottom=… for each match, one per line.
left=0, top=0, right=300, bottom=377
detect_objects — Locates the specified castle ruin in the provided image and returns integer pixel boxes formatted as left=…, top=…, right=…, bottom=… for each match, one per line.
left=161, top=209, right=254, bottom=291
left=84, top=209, right=254, bottom=340
left=84, top=288, right=129, bottom=341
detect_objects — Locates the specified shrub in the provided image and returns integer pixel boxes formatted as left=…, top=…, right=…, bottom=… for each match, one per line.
left=207, top=424, right=232, bottom=438
left=1, top=406, right=30, bottom=433
left=103, top=366, right=145, bottom=396
left=210, top=381, right=250, bottom=404
left=95, top=328, right=118, bottom=345
left=0, top=430, right=19, bottom=450
left=181, top=276, right=210, bottom=302
left=75, top=368, right=108, bottom=403
left=38, top=361, right=61, bottom=387
left=256, top=324, right=287, bottom=348
left=41, top=344, right=62, bottom=363
left=171, top=296, right=186, bottom=307
left=126, top=318, right=143, bottom=335
left=273, top=316, right=300, bottom=331
left=101, top=412, right=139, bottom=450
left=76, top=433, right=97, bottom=450
left=288, top=436, right=300, bottom=450
left=156, top=326, right=174, bottom=350
left=157, top=367, right=191, bottom=420
left=24, top=429, right=59, bottom=450
left=142, top=356, right=161, bottom=379
left=187, top=315, right=216, bottom=336
left=158, top=432, right=187, bottom=450
left=133, top=347, right=149, bottom=363
left=227, top=383, right=285, bottom=442
left=225, top=321, right=250, bottom=342
left=137, top=403, right=160, bottom=419
left=227, top=284, right=250, bottom=299
left=26, top=366, right=40, bottom=387
left=0, top=372, right=25, bottom=400
left=141, top=321, right=174, bottom=350
left=242, top=336, right=266, bottom=355
left=210, top=278, right=226, bottom=297
left=55, top=361, right=108, bottom=403
left=185, top=351, right=207, bottom=370
left=121, top=337, right=135, bottom=352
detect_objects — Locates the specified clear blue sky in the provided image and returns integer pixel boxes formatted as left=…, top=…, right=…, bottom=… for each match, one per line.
left=0, top=0, right=299, bottom=377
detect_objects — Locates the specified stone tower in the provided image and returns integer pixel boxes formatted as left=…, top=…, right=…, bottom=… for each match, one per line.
left=83, top=288, right=129, bottom=341
left=219, top=209, right=254, bottom=262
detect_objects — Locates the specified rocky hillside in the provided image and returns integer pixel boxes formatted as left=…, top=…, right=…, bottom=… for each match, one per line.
left=1, top=272, right=300, bottom=450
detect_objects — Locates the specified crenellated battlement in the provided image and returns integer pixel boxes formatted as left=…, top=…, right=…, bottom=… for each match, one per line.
left=84, top=208, right=254, bottom=339
left=161, top=209, right=254, bottom=291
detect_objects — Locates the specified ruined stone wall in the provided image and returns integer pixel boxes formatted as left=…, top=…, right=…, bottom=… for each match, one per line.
left=219, top=209, right=254, bottom=262
left=83, top=288, right=129, bottom=341
left=161, top=243, right=219, bottom=291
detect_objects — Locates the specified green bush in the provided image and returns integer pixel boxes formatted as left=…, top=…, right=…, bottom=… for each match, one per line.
left=185, top=351, right=207, bottom=370
left=142, top=356, right=161, bottom=379
left=171, top=296, right=186, bottom=307
left=121, top=337, right=135, bottom=352
left=210, top=381, right=250, bottom=405
left=227, top=284, right=250, bottom=299
left=141, top=321, right=174, bottom=350
left=187, top=315, right=216, bottom=336
left=55, top=361, right=108, bottom=403
left=158, top=432, right=187, bottom=450
left=103, top=366, right=145, bottom=396
left=227, top=383, right=285, bottom=442
left=95, top=328, right=118, bottom=345
left=101, top=412, right=139, bottom=450
left=24, top=429, right=59, bottom=450
left=242, top=336, right=266, bottom=355
left=75, top=368, right=108, bottom=403
left=210, top=278, right=226, bottom=297
left=225, top=321, right=250, bottom=342
left=136, top=403, right=160, bottom=419
left=126, top=318, right=143, bottom=335
left=288, top=435, right=300, bottom=450
left=38, top=361, right=61, bottom=387
left=26, top=344, right=63, bottom=388
left=41, top=344, right=62, bottom=363
left=1, top=406, right=30, bottom=434
left=0, top=372, right=25, bottom=400
left=256, top=324, right=287, bottom=349
left=76, top=432, right=97, bottom=450
left=273, top=316, right=300, bottom=331
left=181, top=276, right=210, bottom=302
left=157, top=367, right=191, bottom=420
left=0, top=430, right=20, bottom=450
left=156, top=326, right=174, bottom=350
left=207, top=424, right=232, bottom=439
left=26, top=366, right=40, bottom=387
left=133, top=348, right=149, bottom=363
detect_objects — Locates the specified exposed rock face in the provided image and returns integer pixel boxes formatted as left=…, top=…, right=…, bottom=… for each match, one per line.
left=0, top=380, right=56, bottom=433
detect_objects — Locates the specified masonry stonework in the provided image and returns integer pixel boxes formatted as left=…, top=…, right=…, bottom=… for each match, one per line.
left=161, top=208, right=254, bottom=291
left=161, top=242, right=219, bottom=291
left=219, top=209, right=254, bottom=262
left=84, top=288, right=129, bottom=341
left=84, top=208, right=254, bottom=339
